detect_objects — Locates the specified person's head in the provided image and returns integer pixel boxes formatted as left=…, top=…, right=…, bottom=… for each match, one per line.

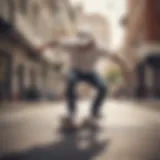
left=76, top=27, right=95, bottom=48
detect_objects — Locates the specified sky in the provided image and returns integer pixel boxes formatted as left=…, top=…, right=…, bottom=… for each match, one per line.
left=70, top=0, right=127, bottom=50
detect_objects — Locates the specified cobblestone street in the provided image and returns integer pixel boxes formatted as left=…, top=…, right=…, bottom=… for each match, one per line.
left=0, top=100, right=160, bottom=160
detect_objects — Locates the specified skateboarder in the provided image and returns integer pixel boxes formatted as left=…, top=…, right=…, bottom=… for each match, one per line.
left=37, top=28, right=128, bottom=129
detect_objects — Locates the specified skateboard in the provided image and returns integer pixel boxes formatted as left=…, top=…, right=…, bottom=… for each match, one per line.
left=58, top=117, right=100, bottom=134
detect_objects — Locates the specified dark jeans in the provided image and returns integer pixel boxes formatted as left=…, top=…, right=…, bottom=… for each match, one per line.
left=66, top=69, right=107, bottom=117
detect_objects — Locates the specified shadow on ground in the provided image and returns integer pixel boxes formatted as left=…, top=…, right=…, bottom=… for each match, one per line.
left=1, top=128, right=110, bottom=160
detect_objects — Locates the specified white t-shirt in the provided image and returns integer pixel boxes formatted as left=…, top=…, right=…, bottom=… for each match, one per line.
left=58, top=38, right=109, bottom=72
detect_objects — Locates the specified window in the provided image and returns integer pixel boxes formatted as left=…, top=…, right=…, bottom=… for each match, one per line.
left=20, top=0, right=27, bottom=13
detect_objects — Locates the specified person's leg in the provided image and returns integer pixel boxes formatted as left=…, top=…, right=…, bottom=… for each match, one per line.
left=66, top=70, right=79, bottom=119
left=86, top=72, right=107, bottom=118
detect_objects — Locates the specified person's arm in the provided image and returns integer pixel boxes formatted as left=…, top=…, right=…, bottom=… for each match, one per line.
left=36, top=40, right=58, bottom=53
left=36, top=38, right=79, bottom=53
left=99, top=48, right=131, bottom=82
left=58, top=38, right=90, bottom=52
left=99, top=48, right=126, bottom=67
left=58, top=39, right=77, bottom=52
left=109, top=54, right=131, bottom=83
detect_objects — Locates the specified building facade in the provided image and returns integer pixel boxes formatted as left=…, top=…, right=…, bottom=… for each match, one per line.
left=124, top=0, right=160, bottom=47
left=0, top=0, right=76, bottom=101
left=121, top=0, right=160, bottom=98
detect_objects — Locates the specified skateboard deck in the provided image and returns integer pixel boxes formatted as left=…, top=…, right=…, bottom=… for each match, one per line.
left=59, top=117, right=101, bottom=134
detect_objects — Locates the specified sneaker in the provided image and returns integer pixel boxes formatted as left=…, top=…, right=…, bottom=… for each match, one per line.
left=92, top=112, right=103, bottom=120
left=60, top=116, right=78, bottom=131
left=81, top=117, right=98, bottom=129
